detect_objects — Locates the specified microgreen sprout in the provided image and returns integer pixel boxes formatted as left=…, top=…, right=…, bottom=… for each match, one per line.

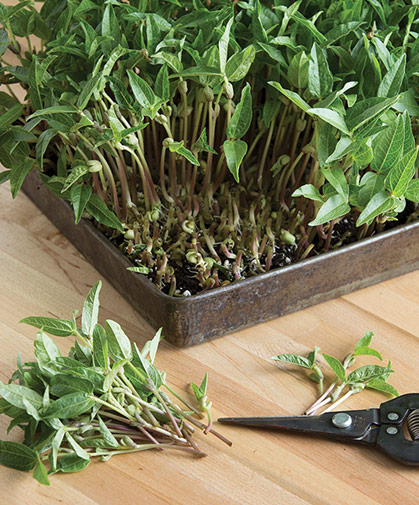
left=0, top=281, right=231, bottom=485
left=272, top=346, right=324, bottom=393
left=190, top=373, right=213, bottom=434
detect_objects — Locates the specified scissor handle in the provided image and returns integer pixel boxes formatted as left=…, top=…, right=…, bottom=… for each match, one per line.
left=376, top=426, right=419, bottom=465
left=377, top=393, right=419, bottom=465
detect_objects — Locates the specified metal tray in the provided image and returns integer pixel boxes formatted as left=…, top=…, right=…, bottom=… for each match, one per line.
left=22, top=171, right=419, bottom=346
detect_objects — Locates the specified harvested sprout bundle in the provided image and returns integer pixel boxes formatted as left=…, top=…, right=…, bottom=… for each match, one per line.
left=272, top=331, right=399, bottom=416
left=0, top=282, right=230, bottom=485
left=0, top=1, right=418, bottom=295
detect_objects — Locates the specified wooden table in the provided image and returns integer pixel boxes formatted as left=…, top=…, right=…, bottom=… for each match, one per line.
left=1, top=182, right=419, bottom=505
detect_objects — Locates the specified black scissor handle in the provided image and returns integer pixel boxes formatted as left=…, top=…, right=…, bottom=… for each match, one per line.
left=377, top=393, right=419, bottom=465
left=376, top=425, right=419, bottom=465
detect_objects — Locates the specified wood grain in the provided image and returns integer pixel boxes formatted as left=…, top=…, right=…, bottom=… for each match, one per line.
left=1, top=181, right=419, bottom=505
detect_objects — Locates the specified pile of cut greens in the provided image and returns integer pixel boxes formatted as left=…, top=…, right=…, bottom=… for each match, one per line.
left=272, top=331, right=399, bottom=415
left=0, top=0, right=418, bottom=295
left=0, top=281, right=230, bottom=485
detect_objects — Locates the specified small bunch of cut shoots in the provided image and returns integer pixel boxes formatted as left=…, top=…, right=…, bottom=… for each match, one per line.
left=0, top=281, right=231, bottom=485
left=272, top=331, right=398, bottom=416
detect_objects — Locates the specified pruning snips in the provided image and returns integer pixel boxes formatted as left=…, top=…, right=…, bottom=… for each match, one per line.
left=218, top=393, right=419, bottom=465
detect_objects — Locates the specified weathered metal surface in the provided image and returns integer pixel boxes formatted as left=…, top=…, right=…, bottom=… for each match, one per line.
left=22, top=171, right=419, bottom=346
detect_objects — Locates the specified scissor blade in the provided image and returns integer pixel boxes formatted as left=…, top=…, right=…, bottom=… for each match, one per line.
left=218, top=409, right=380, bottom=442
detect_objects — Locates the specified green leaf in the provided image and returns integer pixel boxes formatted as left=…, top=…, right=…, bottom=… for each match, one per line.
left=127, top=266, right=150, bottom=274
left=406, top=179, right=419, bottom=203
left=105, top=320, right=132, bottom=361
left=0, top=441, right=37, bottom=471
left=271, top=354, right=312, bottom=369
left=321, top=168, right=349, bottom=201
left=287, top=51, right=309, bottom=90
left=36, top=129, right=57, bottom=171
left=190, top=372, right=208, bottom=402
left=193, top=128, right=217, bottom=155
left=155, top=64, right=170, bottom=101
left=168, top=141, right=199, bottom=165
left=82, top=281, right=102, bottom=338
left=252, top=0, right=268, bottom=42
left=0, top=170, right=11, bottom=184
left=153, top=52, right=182, bottom=73
left=378, top=54, right=406, bottom=98
left=127, top=70, right=155, bottom=109
left=258, top=43, right=286, bottom=66
left=357, top=173, right=385, bottom=208
left=0, top=28, right=8, bottom=56
left=108, top=76, right=134, bottom=110
left=0, top=103, right=23, bottom=129
left=141, top=328, right=163, bottom=364
left=269, top=82, right=310, bottom=112
left=65, top=432, right=90, bottom=460
left=98, top=415, right=119, bottom=448
left=392, top=89, right=419, bottom=117
left=103, top=358, right=130, bottom=392
left=10, top=158, right=33, bottom=199
left=356, top=191, right=395, bottom=226
left=307, top=346, right=320, bottom=367
left=223, top=139, right=247, bottom=183
left=50, top=374, right=94, bottom=396
left=384, top=149, right=418, bottom=197
left=34, top=330, right=61, bottom=365
left=346, top=97, right=399, bottom=133
left=86, top=194, right=124, bottom=231
left=62, top=165, right=89, bottom=193
left=77, top=73, right=102, bottom=110
left=225, top=46, right=256, bottom=82
left=43, top=392, right=94, bottom=419
left=292, top=184, right=323, bottom=202
left=346, top=364, right=392, bottom=385
left=309, top=194, right=350, bottom=226
left=308, top=43, right=333, bottom=99
left=317, top=81, right=358, bottom=109
left=354, top=331, right=374, bottom=350
left=71, top=184, right=92, bottom=225
left=326, top=137, right=354, bottom=164
left=55, top=454, right=90, bottom=473
left=20, top=316, right=75, bottom=337
left=219, top=17, right=233, bottom=73
left=366, top=379, right=398, bottom=396
left=92, top=324, right=108, bottom=369
left=322, top=354, right=346, bottom=382
left=33, top=454, right=50, bottom=485
left=325, top=22, right=363, bottom=45
left=0, top=382, right=43, bottom=410
left=227, top=83, right=252, bottom=140
left=28, top=106, right=79, bottom=119
left=291, top=12, right=327, bottom=45
left=402, top=111, right=415, bottom=156
left=371, top=116, right=404, bottom=175
left=317, top=121, right=337, bottom=167
left=354, top=346, right=383, bottom=360
left=307, top=108, right=350, bottom=135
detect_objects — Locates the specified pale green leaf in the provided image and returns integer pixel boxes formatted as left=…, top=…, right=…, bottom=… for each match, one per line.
left=224, top=139, right=247, bottom=183
left=309, top=194, right=350, bottom=226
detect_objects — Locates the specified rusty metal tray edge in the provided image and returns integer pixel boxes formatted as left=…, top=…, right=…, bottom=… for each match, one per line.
left=22, top=171, right=419, bottom=346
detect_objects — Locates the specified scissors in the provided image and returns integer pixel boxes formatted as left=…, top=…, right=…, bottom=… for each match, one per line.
left=218, top=393, right=419, bottom=465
